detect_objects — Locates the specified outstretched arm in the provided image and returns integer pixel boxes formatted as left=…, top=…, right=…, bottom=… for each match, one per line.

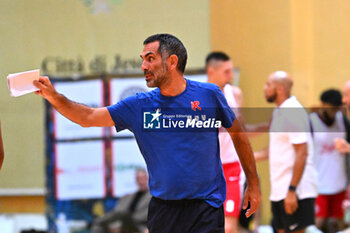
left=231, top=86, right=271, bottom=137
left=227, top=119, right=261, bottom=217
left=0, top=120, right=4, bottom=170
left=34, top=76, right=114, bottom=127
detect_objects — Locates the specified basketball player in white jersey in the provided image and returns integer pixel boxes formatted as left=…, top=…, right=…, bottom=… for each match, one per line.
left=206, top=52, right=243, bottom=233
left=310, top=89, right=347, bottom=232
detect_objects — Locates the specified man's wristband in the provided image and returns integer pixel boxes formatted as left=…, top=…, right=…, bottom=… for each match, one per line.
left=288, top=185, right=297, bottom=192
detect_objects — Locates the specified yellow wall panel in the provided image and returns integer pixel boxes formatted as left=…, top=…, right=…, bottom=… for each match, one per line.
left=211, top=0, right=291, bottom=107
left=313, top=0, right=350, bottom=102
left=0, top=196, right=45, bottom=213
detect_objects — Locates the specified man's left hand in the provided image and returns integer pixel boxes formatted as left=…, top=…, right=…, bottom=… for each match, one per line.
left=242, top=182, right=261, bottom=218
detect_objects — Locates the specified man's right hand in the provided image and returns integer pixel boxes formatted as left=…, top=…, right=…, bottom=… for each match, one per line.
left=334, top=138, right=350, bottom=154
left=33, top=76, right=59, bottom=102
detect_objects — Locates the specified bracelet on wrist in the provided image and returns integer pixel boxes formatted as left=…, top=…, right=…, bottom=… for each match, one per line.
left=288, top=185, right=297, bottom=192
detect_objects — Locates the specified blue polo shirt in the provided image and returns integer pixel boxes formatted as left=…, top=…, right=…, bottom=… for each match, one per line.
left=107, top=79, right=235, bottom=207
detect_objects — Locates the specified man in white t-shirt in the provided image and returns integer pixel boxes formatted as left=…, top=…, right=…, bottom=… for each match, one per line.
left=206, top=52, right=244, bottom=233
left=255, top=71, right=318, bottom=233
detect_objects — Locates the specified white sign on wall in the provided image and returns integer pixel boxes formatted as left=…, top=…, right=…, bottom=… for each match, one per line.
left=55, top=141, right=106, bottom=200
left=111, top=139, right=146, bottom=197
left=53, top=80, right=104, bottom=140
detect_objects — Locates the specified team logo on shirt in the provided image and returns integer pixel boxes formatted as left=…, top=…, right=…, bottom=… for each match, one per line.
left=191, top=101, right=202, bottom=111
left=143, top=108, right=162, bottom=129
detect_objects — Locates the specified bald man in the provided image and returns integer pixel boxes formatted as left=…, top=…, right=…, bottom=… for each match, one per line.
left=256, top=71, right=317, bottom=233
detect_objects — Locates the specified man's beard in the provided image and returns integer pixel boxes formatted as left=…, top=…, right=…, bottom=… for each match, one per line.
left=320, top=110, right=335, bottom=126
left=266, top=92, right=277, bottom=103
left=146, top=64, right=169, bottom=87
left=152, top=73, right=168, bottom=87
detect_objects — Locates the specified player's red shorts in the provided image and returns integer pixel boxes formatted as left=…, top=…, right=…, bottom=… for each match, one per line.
left=222, top=161, right=241, bottom=218
left=315, top=191, right=346, bottom=218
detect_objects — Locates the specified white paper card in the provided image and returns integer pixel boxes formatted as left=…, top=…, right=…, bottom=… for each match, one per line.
left=7, top=69, right=40, bottom=97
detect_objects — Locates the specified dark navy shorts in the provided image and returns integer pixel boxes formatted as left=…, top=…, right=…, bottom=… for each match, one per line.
left=271, top=198, right=315, bottom=233
left=147, top=197, right=225, bottom=233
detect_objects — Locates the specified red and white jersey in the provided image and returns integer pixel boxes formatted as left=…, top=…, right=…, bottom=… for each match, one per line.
left=219, top=84, right=239, bottom=164
left=310, top=111, right=347, bottom=195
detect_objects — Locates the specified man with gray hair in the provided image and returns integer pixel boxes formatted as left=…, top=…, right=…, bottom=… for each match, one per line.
left=92, top=168, right=151, bottom=233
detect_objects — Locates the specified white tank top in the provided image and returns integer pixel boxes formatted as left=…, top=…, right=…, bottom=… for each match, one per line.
left=219, top=84, right=239, bottom=164
left=310, top=111, right=347, bottom=194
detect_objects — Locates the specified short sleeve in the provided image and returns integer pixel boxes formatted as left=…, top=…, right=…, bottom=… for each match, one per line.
left=289, top=132, right=308, bottom=144
left=285, top=108, right=310, bottom=144
left=107, top=95, right=138, bottom=132
left=214, top=87, right=236, bottom=128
